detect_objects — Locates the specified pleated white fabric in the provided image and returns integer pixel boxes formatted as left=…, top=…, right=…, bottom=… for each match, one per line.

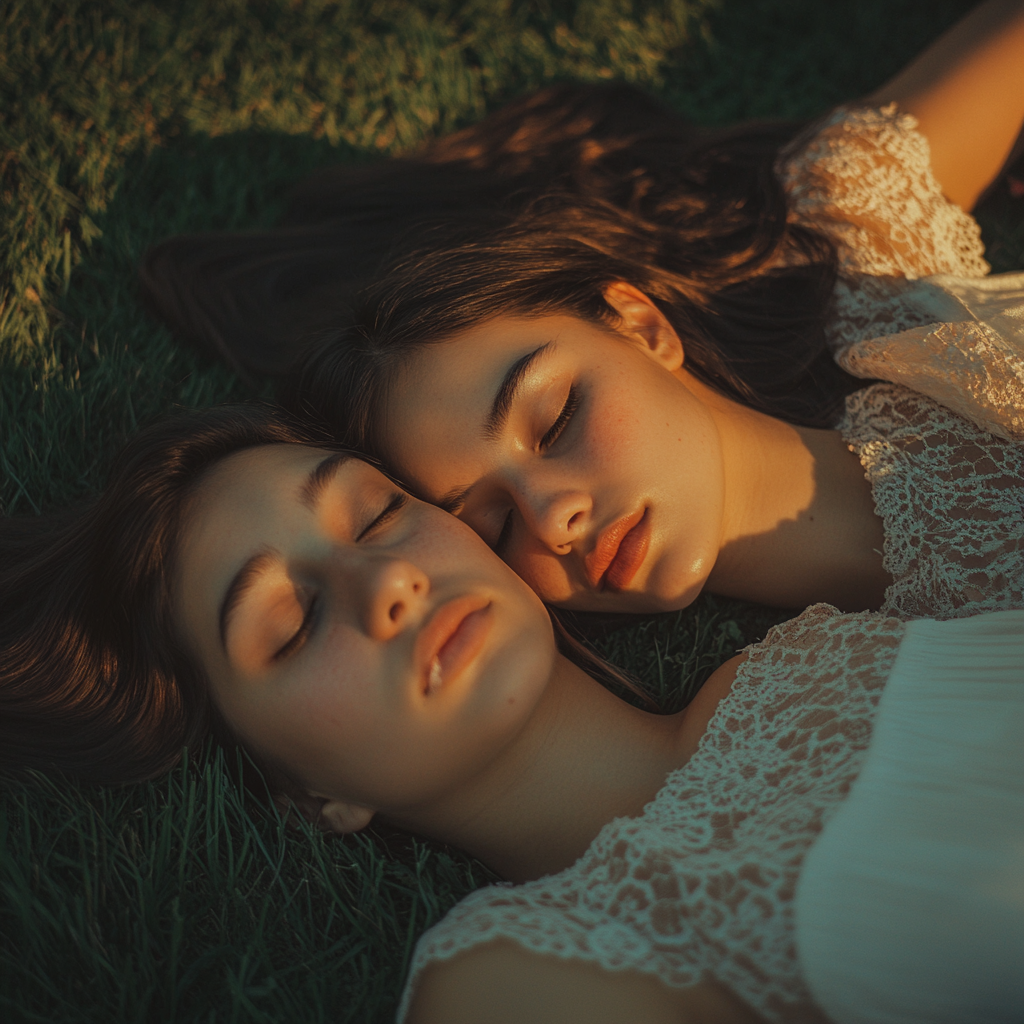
left=796, top=611, right=1024, bottom=1023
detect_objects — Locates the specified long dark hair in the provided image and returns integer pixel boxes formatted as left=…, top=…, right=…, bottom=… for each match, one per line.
left=141, top=84, right=697, bottom=377
left=140, top=82, right=856, bottom=428
left=0, top=404, right=646, bottom=785
left=0, top=406, right=339, bottom=785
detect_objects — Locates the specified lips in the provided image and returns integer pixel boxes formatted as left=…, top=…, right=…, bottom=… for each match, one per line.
left=584, top=508, right=650, bottom=591
left=414, top=595, right=493, bottom=696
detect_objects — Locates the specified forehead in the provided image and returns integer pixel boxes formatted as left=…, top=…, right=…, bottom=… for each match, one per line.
left=176, top=445, right=354, bottom=581
left=393, top=317, right=546, bottom=400
left=387, top=311, right=626, bottom=411
left=173, top=446, right=369, bottom=646
left=386, top=315, right=580, bottom=430
left=182, top=445, right=322, bottom=539
left=384, top=314, right=616, bottom=485
left=176, top=444, right=321, bottom=575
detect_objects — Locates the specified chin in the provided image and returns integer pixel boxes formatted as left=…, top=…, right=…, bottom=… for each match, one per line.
left=641, top=568, right=707, bottom=613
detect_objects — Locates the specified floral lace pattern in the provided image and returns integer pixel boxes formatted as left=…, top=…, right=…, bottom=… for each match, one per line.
left=781, top=104, right=989, bottom=282
left=841, top=384, right=1024, bottom=621
left=833, top=274, right=1024, bottom=441
left=826, top=273, right=970, bottom=351
left=781, top=106, right=1024, bottom=441
left=395, top=109, right=1024, bottom=1024
left=398, top=608, right=906, bottom=1024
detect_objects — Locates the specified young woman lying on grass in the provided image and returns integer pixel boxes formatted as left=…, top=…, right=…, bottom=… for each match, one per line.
left=144, top=1, right=1024, bottom=622
left=1, top=407, right=1021, bottom=1024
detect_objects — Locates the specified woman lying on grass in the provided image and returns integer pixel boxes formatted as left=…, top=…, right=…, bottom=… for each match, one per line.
left=144, top=0, right=1024, bottom=623
left=1, top=406, right=1021, bottom=1023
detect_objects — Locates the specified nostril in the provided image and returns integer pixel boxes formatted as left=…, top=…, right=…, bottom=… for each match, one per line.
left=567, top=511, right=583, bottom=528
left=388, top=602, right=403, bottom=622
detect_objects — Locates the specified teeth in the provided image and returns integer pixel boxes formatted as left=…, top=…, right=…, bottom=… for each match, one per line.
left=428, top=656, right=443, bottom=694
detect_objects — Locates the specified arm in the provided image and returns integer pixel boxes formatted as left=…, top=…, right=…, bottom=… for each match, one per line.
left=406, top=939, right=766, bottom=1024
left=866, top=0, right=1024, bottom=211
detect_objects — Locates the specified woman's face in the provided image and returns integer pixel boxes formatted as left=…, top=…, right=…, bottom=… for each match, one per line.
left=173, top=446, right=555, bottom=821
left=381, top=306, right=727, bottom=614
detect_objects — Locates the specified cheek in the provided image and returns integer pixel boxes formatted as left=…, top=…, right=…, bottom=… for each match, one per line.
left=512, top=550, right=575, bottom=604
left=588, top=380, right=649, bottom=452
left=227, top=655, right=382, bottom=784
left=577, top=362, right=681, bottom=474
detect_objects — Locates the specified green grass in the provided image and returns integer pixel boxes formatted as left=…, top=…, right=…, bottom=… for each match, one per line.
left=2, top=0, right=1022, bottom=1020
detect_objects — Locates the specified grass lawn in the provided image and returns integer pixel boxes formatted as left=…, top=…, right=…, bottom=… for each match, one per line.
left=2, top=0, right=1021, bottom=1020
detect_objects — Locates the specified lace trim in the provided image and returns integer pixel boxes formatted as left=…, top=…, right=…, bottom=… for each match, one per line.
left=833, top=273, right=1024, bottom=442
left=781, top=104, right=989, bottom=281
left=398, top=607, right=906, bottom=1024
left=840, top=384, right=1024, bottom=621
left=825, top=273, right=969, bottom=352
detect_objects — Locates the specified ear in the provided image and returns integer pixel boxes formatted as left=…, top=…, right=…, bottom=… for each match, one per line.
left=602, top=281, right=684, bottom=371
left=273, top=792, right=376, bottom=834
left=318, top=799, right=376, bottom=834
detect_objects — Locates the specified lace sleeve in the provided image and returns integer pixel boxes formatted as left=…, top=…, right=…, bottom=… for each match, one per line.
left=396, top=607, right=907, bottom=1024
left=841, top=384, right=1024, bottom=621
left=781, top=105, right=989, bottom=280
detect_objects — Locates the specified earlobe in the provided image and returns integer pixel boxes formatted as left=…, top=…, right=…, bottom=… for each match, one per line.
left=602, top=281, right=685, bottom=371
left=274, top=792, right=376, bottom=834
left=317, top=799, right=376, bottom=834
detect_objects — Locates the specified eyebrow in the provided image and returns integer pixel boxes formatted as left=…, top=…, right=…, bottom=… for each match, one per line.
left=436, top=344, right=552, bottom=515
left=218, top=451, right=353, bottom=650
left=437, top=484, right=471, bottom=516
left=218, top=548, right=278, bottom=651
left=484, top=343, right=552, bottom=441
left=299, top=450, right=353, bottom=511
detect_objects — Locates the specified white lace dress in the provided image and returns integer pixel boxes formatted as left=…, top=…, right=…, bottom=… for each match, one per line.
left=782, top=104, right=1024, bottom=442
left=838, top=383, right=1023, bottom=621
left=396, top=108, right=1024, bottom=1023
left=796, top=612, right=1024, bottom=1024
left=397, top=607, right=1024, bottom=1024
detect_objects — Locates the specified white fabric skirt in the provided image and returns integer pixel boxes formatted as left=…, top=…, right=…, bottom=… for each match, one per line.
left=796, top=610, right=1024, bottom=1024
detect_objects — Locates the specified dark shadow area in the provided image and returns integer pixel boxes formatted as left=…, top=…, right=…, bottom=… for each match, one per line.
left=662, top=0, right=978, bottom=122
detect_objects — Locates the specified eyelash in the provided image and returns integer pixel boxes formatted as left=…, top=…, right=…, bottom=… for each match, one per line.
left=274, top=595, right=318, bottom=661
left=273, top=492, right=409, bottom=660
left=488, top=386, right=578, bottom=555
left=356, top=492, right=409, bottom=541
left=540, top=384, right=580, bottom=450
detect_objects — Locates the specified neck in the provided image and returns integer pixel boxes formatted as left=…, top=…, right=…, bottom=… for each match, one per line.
left=392, top=655, right=705, bottom=883
left=684, top=373, right=890, bottom=612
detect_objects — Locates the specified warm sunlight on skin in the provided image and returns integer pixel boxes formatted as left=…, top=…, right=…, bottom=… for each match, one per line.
left=384, top=295, right=726, bottom=614
left=170, top=445, right=737, bottom=885
left=383, top=285, right=888, bottom=614
left=172, top=446, right=555, bottom=831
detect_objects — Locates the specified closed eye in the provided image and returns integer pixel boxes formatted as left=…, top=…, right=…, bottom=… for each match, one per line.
left=540, top=384, right=580, bottom=450
left=357, top=492, right=409, bottom=541
left=273, top=594, right=318, bottom=661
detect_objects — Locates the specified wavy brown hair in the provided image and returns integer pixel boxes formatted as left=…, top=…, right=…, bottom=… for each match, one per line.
left=0, top=406, right=340, bottom=784
left=140, top=82, right=856, bottom=430
left=0, top=404, right=646, bottom=784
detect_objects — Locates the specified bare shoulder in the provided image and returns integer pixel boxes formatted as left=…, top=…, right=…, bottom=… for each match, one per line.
left=704, top=652, right=747, bottom=690
left=406, top=939, right=765, bottom=1024
left=674, top=652, right=749, bottom=754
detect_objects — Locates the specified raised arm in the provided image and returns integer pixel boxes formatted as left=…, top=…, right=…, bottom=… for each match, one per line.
left=867, top=0, right=1024, bottom=211
left=406, top=940, right=766, bottom=1024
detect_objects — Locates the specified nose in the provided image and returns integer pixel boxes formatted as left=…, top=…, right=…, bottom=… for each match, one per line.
left=361, top=557, right=430, bottom=640
left=511, top=474, right=592, bottom=555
